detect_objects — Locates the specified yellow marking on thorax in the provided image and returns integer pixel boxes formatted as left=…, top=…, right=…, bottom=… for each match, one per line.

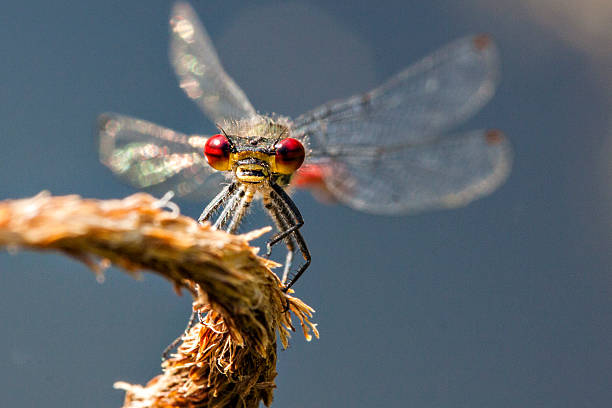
left=231, top=151, right=280, bottom=173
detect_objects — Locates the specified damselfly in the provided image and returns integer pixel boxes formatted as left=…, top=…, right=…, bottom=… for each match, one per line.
left=99, top=2, right=512, bottom=291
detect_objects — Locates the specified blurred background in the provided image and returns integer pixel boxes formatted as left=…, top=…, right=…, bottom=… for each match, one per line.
left=1, top=0, right=611, bottom=406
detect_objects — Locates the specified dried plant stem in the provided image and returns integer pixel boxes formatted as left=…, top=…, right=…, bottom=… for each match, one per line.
left=0, top=192, right=318, bottom=408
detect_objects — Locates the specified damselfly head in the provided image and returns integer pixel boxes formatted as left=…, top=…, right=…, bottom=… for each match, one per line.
left=203, top=115, right=305, bottom=183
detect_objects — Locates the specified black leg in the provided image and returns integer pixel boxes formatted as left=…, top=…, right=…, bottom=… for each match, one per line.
left=226, top=186, right=255, bottom=234
left=263, top=193, right=296, bottom=284
left=198, top=182, right=236, bottom=224
left=198, top=181, right=251, bottom=234
left=213, top=185, right=244, bottom=230
left=279, top=223, right=310, bottom=291
left=267, top=184, right=311, bottom=290
left=161, top=308, right=199, bottom=361
left=265, top=182, right=304, bottom=256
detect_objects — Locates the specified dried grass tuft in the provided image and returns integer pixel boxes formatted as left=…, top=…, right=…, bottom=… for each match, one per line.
left=0, top=191, right=318, bottom=408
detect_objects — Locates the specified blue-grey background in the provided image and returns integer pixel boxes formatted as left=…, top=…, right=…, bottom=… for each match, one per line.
left=1, top=0, right=611, bottom=407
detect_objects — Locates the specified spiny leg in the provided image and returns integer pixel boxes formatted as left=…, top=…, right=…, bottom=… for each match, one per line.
left=268, top=185, right=311, bottom=291
left=282, top=247, right=294, bottom=286
left=198, top=182, right=237, bottom=224
left=263, top=193, right=296, bottom=284
left=226, top=186, right=255, bottom=234
left=161, top=306, right=199, bottom=361
left=265, top=182, right=304, bottom=256
left=272, top=199, right=310, bottom=291
left=213, top=184, right=245, bottom=230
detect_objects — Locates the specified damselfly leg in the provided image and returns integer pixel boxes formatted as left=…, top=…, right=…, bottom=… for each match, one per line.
left=198, top=182, right=237, bottom=223
left=263, top=193, right=296, bottom=285
left=264, top=182, right=311, bottom=291
left=161, top=307, right=199, bottom=361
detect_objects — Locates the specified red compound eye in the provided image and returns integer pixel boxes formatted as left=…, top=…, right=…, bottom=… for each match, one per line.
left=204, top=134, right=231, bottom=171
left=275, top=138, right=305, bottom=174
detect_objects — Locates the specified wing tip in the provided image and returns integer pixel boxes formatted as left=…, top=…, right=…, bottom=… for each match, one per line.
left=472, top=34, right=494, bottom=51
left=170, top=2, right=197, bottom=39
left=97, top=112, right=112, bottom=129
left=469, top=34, right=500, bottom=70
left=97, top=113, right=123, bottom=137
left=171, top=1, right=193, bottom=15
left=484, top=129, right=505, bottom=145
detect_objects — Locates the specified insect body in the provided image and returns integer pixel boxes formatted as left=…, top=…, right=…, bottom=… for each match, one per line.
left=199, top=117, right=310, bottom=286
left=99, top=2, right=512, bottom=290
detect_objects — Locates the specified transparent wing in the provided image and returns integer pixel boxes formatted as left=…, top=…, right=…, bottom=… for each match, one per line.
left=294, top=34, right=499, bottom=150
left=170, top=2, right=256, bottom=123
left=312, top=130, right=511, bottom=214
left=98, top=113, right=226, bottom=201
